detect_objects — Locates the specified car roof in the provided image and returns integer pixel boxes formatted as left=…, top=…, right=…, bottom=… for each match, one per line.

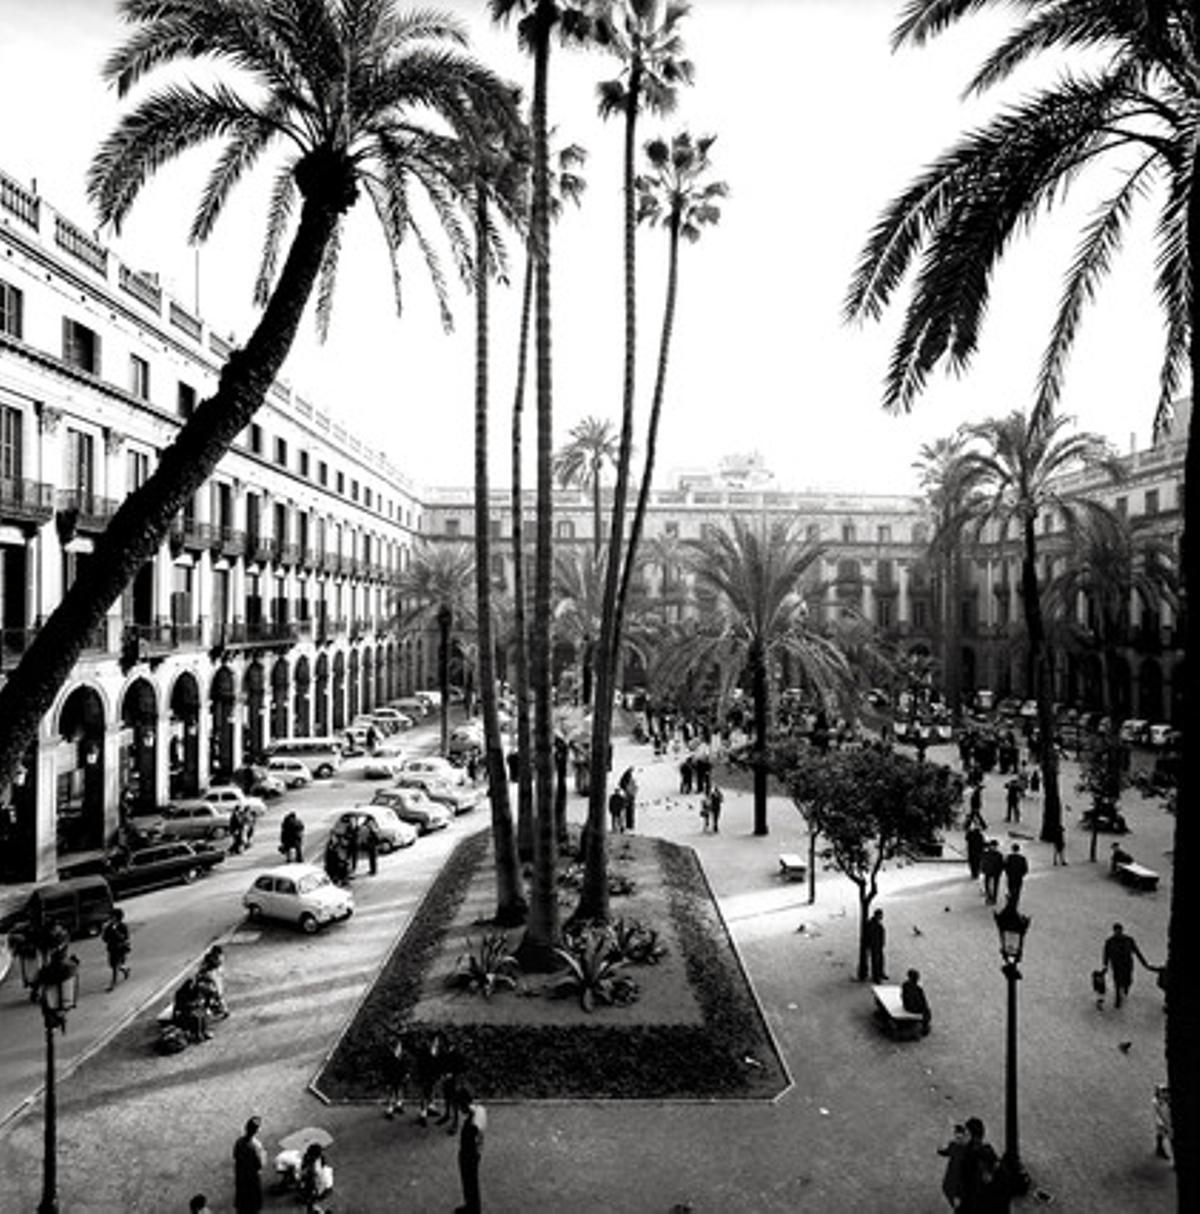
left=254, top=862, right=325, bottom=878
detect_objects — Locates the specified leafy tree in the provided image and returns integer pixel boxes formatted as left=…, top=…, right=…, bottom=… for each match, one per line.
left=1075, top=733, right=1132, bottom=863
left=581, top=0, right=693, bottom=924
left=845, top=6, right=1200, bottom=1190
left=775, top=744, right=961, bottom=980
left=553, top=416, right=621, bottom=559
left=490, top=0, right=598, bottom=969
left=395, top=543, right=475, bottom=758
left=953, top=410, right=1123, bottom=844
left=0, top=0, right=518, bottom=801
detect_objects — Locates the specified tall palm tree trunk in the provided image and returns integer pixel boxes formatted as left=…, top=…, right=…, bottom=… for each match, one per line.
left=437, top=605, right=452, bottom=756
left=579, top=58, right=643, bottom=924
left=1020, top=518, right=1061, bottom=843
left=1166, top=161, right=1200, bottom=1211
left=511, top=249, right=535, bottom=862
left=591, top=458, right=603, bottom=560
left=519, top=9, right=560, bottom=970
left=0, top=177, right=349, bottom=793
left=616, top=212, right=680, bottom=654
left=474, top=186, right=526, bottom=926
left=751, top=636, right=770, bottom=835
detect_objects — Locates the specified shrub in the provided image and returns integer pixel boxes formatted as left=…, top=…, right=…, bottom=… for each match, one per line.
left=549, top=924, right=639, bottom=1012
left=445, top=930, right=521, bottom=1000
left=611, top=917, right=667, bottom=965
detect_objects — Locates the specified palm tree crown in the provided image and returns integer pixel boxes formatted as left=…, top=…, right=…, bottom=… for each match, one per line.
left=553, top=415, right=620, bottom=553
left=635, top=130, right=727, bottom=239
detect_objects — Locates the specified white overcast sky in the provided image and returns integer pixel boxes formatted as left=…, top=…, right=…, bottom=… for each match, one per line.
left=0, top=0, right=1171, bottom=493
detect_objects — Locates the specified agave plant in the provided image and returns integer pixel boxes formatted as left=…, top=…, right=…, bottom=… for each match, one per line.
left=445, top=931, right=521, bottom=1000
left=611, top=917, right=667, bottom=966
left=550, top=924, right=639, bottom=1012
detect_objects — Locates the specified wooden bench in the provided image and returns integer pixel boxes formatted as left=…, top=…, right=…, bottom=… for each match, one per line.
left=1116, top=862, right=1160, bottom=892
left=778, top=853, right=807, bottom=882
left=872, top=984, right=924, bottom=1040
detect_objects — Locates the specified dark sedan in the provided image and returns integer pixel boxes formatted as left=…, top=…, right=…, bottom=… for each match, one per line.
left=102, top=842, right=225, bottom=896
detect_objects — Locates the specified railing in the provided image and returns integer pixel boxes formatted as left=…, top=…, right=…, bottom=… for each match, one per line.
left=322, top=553, right=339, bottom=575
left=56, top=489, right=117, bottom=531
left=170, top=520, right=215, bottom=552
left=54, top=216, right=108, bottom=275
left=208, top=332, right=232, bottom=359
left=252, top=536, right=277, bottom=563
left=211, top=620, right=298, bottom=648
left=279, top=542, right=300, bottom=568
left=126, top=620, right=202, bottom=650
left=118, top=265, right=162, bottom=313
left=169, top=300, right=202, bottom=342
left=219, top=526, right=245, bottom=558
left=0, top=171, right=39, bottom=229
left=0, top=477, right=54, bottom=523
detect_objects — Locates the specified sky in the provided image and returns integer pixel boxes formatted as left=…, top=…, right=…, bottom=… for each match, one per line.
left=0, top=0, right=1173, bottom=496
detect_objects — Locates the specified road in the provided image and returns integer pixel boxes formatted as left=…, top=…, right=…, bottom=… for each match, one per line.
left=0, top=715, right=456, bottom=1130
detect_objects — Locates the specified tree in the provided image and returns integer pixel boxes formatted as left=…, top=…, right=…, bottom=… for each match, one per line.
left=953, top=410, right=1123, bottom=844
left=775, top=744, right=961, bottom=980
left=654, top=516, right=853, bottom=843
left=844, top=7, right=1200, bottom=1195
left=395, top=544, right=475, bottom=758
left=510, top=136, right=587, bottom=859
left=553, top=416, right=620, bottom=559
left=490, top=0, right=597, bottom=969
left=466, top=111, right=529, bottom=926
left=1076, top=733, right=1132, bottom=864
left=0, top=0, right=518, bottom=801
left=552, top=547, right=606, bottom=706
left=582, top=0, right=694, bottom=924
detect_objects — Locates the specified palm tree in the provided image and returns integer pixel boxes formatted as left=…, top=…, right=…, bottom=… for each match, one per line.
left=510, top=136, right=587, bottom=859
left=552, top=547, right=606, bottom=707
left=490, top=0, right=597, bottom=969
left=395, top=544, right=476, bottom=758
left=1044, top=515, right=1179, bottom=715
left=553, top=416, right=620, bottom=557
left=658, top=516, right=852, bottom=841
left=954, top=411, right=1123, bottom=844
left=0, top=0, right=518, bottom=800
left=466, top=112, right=529, bottom=926
left=583, top=0, right=693, bottom=924
left=844, top=8, right=1200, bottom=1189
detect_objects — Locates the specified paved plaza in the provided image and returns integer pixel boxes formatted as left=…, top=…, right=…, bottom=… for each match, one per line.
left=0, top=735, right=1178, bottom=1212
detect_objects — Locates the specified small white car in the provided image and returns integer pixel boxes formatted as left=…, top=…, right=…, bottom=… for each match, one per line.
left=397, top=756, right=466, bottom=787
left=369, top=788, right=452, bottom=834
left=200, top=786, right=267, bottom=820
left=243, top=863, right=354, bottom=933
left=394, top=771, right=482, bottom=815
left=331, top=806, right=418, bottom=852
left=266, top=757, right=314, bottom=788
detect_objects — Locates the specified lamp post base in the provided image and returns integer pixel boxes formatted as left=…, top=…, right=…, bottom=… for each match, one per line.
left=998, top=1153, right=1031, bottom=1199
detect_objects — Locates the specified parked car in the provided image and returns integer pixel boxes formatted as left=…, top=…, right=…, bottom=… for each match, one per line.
left=242, top=863, right=354, bottom=933
left=200, top=786, right=267, bottom=821
left=158, top=803, right=234, bottom=841
left=362, top=756, right=404, bottom=780
left=225, top=764, right=287, bottom=799
left=393, top=771, right=482, bottom=815
left=1149, top=723, right=1181, bottom=749
left=0, top=875, right=115, bottom=941
left=390, top=697, right=428, bottom=721
left=266, top=757, right=315, bottom=789
left=331, top=806, right=417, bottom=852
left=369, top=788, right=451, bottom=834
left=103, top=841, right=225, bottom=896
left=396, top=756, right=466, bottom=787
left=1118, top=718, right=1151, bottom=746
left=447, top=724, right=484, bottom=764
left=414, top=689, right=443, bottom=710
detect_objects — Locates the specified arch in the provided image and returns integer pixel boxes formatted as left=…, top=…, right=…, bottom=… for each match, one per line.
left=169, top=671, right=202, bottom=797
left=244, top=660, right=266, bottom=761
left=315, top=652, right=330, bottom=737
left=1170, top=659, right=1185, bottom=724
left=271, top=658, right=290, bottom=741
left=1138, top=659, right=1163, bottom=722
left=332, top=650, right=347, bottom=732
left=349, top=649, right=361, bottom=722
left=376, top=644, right=388, bottom=705
left=1109, top=653, right=1132, bottom=720
left=294, top=655, right=312, bottom=737
left=120, top=677, right=158, bottom=814
left=55, top=685, right=106, bottom=856
left=360, top=646, right=374, bottom=714
left=209, top=666, right=236, bottom=778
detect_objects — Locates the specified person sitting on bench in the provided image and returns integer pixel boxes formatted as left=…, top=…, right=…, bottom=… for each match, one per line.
left=901, top=969, right=932, bottom=1036
left=1110, top=842, right=1134, bottom=875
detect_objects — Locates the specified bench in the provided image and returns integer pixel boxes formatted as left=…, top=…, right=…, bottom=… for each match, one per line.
left=871, top=984, right=924, bottom=1040
left=778, top=853, right=807, bottom=882
left=1116, top=862, right=1160, bottom=893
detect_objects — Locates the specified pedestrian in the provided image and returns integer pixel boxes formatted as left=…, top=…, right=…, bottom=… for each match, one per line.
left=229, top=804, right=247, bottom=854
left=101, top=907, right=131, bottom=991
left=608, top=786, right=626, bottom=835
left=937, top=1123, right=968, bottom=1208
left=280, top=811, right=303, bottom=863
left=1051, top=820, right=1067, bottom=866
left=189, top=1196, right=211, bottom=1214
left=1004, top=778, right=1021, bottom=824
left=965, top=824, right=984, bottom=880
left=197, top=946, right=228, bottom=1020
left=619, top=767, right=638, bottom=832
left=679, top=754, right=694, bottom=794
left=694, top=748, right=713, bottom=795
left=366, top=723, right=379, bottom=753
left=455, top=1085, right=487, bottom=1214
left=1003, top=843, right=1028, bottom=908
left=958, top=1117, right=999, bottom=1213
left=415, top=1030, right=447, bottom=1126
left=901, top=968, right=932, bottom=1036
left=965, top=783, right=986, bottom=831
left=363, top=817, right=380, bottom=876
left=1102, top=922, right=1154, bottom=1008
left=232, top=1115, right=266, bottom=1214
left=506, top=750, right=519, bottom=783
left=699, top=790, right=711, bottom=833
left=466, top=751, right=480, bottom=784
left=866, top=908, right=887, bottom=983
left=343, top=818, right=360, bottom=874
left=437, top=1038, right=468, bottom=1135
left=298, top=1141, right=334, bottom=1214
left=707, top=784, right=724, bottom=833
left=1110, top=841, right=1134, bottom=875
left=383, top=1033, right=411, bottom=1119
left=980, top=840, right=1003, bottom=905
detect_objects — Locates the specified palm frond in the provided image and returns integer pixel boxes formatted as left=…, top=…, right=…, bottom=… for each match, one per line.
left=252, top=162, right=299, bottom=307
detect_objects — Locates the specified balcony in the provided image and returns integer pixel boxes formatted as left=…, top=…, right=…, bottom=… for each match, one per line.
left=0, top=477, right=54, bottom=525
left=218, top=526, right=245, bottom=559
left=55, top=216, right=108, bottom=276
left=169, top=519, right=215, bottom=556
left=279, top=542, right=300, bottom=569
left=321, top=552, right=339, bottom=575
left=124, top=621, right=202, bottom=659
left=210, top=619, right=298, bottom=651
left=0, top=170, right=40, bottom=230
left=55, top=490, right=118, bottom=539
left=249, top=535, right=277, bottom=564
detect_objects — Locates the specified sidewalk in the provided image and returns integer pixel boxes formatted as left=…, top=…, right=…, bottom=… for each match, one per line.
left=0, top=735, right=1177, bottom=1211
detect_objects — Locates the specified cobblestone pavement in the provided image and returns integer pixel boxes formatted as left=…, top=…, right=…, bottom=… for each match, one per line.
left=0, top=736, right=1178, bottom=1212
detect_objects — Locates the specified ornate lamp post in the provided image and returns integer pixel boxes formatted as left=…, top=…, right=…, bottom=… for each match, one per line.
left=994, top=901, right=1031, bottom=1198
left=36, top=948, right=80, bottom=1214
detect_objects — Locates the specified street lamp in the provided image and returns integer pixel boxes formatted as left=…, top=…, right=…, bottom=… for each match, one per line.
left=994, top=901, right=1031, bottom=1198
left=36, top=949, right=79, bottom=1214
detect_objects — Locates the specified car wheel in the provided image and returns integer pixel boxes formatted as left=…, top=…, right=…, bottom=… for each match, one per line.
left=181, top=867, right=199, bottom=884
left=209, top=826, right=228, bottom=840
left=245, top=903, right=263, bottom=921
left=316, top=764, right=334, bottom=779
left=299, top=913, right=320, bottom=935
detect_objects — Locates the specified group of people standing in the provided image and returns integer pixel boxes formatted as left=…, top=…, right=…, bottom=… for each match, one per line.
left=323, top=815, right=381, bottom=884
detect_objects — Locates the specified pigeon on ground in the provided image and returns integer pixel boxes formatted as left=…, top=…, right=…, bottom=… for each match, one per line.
left=912, top=925, right=924, bottom=937
left=1118, top=1041, right=1132, bottom=1054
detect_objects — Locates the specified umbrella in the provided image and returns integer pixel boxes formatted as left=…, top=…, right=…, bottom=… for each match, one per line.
left=278, top=1126, right=334, bottom=1152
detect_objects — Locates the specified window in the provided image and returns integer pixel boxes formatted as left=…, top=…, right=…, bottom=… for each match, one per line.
left=274, top=437, right=288, bottom=467
left=555, top=519, right=574, bottom=540
left=841, top=523, right=856, bottom=543
left=0, top=280, right=23, bottom=338
left=351, top=478, right=360, bottom=502
left=489, top=517, right=502, bottom=538
left=65, top=428, right=95, bottom=497
left=336, top=471, right=345, bottom=495
left=1115, top=496, right=1128, bottom=519
left=806, top=523, right=820, bottom=541
left=248, top=423, right=263, bottom=455
left=215, top=482, right=234, bottom=531
left=445, top=519, right=461, bottom=538
left=0, top=406, right=22, bottom=480
left=274, top=502, right=288, bottom=547
left=177, top=381, right=196, bottom=418
left=491, top=553, right=506, bottom=587
left=318, top=460, right=328, bottom=487
left=914, top=600, right=928, bottom=630
left=1145, top=489, right=1160, bottom=516
left=664, top=521, right=679, bottom=538
left=126, top=448, right=150, bottom=491
left=876, top=558, right=894, bottom=588
left=877, top=525, right=891, bottom=544
left=299, top=450, right=310, bottom=478
left=912, top=523, right=929, bottom=545
left=877, top=597, right=893, bottom=629
left=62, top=318, right=100, bottom=374
left=129, top=354, right=150, bottom=401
